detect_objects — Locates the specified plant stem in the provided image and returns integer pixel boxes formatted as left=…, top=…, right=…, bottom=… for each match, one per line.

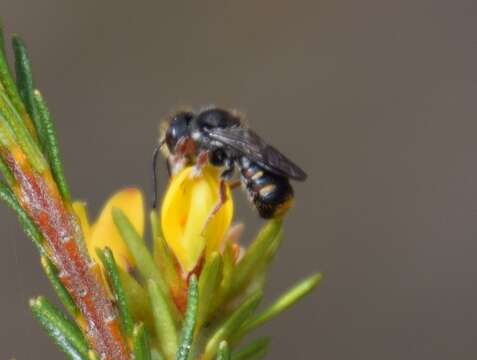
left=5, top=153, right=131, bottom=359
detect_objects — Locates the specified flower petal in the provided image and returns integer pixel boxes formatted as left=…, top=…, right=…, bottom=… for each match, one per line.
left=161, top=167, right=233, bottom=273
left=89, top=188, right=144, bottom=271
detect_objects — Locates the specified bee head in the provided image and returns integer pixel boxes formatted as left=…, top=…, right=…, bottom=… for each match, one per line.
left=163, top=111, right=194, bottom=154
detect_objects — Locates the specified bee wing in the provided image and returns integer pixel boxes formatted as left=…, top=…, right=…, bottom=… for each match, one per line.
left=206, top=127, right=307, bottom=181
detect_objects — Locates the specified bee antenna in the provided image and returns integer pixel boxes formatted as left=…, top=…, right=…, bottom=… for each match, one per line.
left=151, top=138, right=171, bottom=209
left=151, top=141, right=162, bottom=209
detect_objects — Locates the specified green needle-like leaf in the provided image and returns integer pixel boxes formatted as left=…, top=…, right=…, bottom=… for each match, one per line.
left=0, top=90, right=46, bottom=172
left=203, top=290, right=263, bottom=360
left=216, top=341, right=231, bottom=360
left=231, top=337, right=269, bottom=360
left=197, top=252, right=222, bottom=328
left=0, top=24, right=29, bottom=126
left=147, top=279, right=178, bottom=360
left=33, top=90, right=71, bottom=200
left=133, top=323, right=152, bottom=360
left=151, top=211, right=180, bottom=290
left=0, top=108, right=17, bottom=148
left=115, top=207, right=182, bottom=330
left=0, top=180, right=44, bottom=253
left=30, top=296, right=89, bottom=360
left=118, top=266, right=155, bottom=335
left=113, top=208, right=167, bottom=292
left=211, top=240, right=235, bottom=315
left=231, top=220, right=282, bottom=296
left=151, top=348, right=165, bottom=360
left=263, top=226, right=284, bottom=266
left=176, top=275, right=198, bottom=360
left=234, top=273, right=322, bottom=342
left=0, top=156, right=14, bottom=187
left=41, top=256, right=78, bottom=318
left=114, top=207, right=181, bottom=321
left=12, top=36, right=45, bottom=147
left=245, top=222, right=284, bottom=295
left=96, top=247, right=134, bottom=338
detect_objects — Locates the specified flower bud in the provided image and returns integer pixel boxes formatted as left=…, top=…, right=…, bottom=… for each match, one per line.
left=161, top=166, right=233, bottom=273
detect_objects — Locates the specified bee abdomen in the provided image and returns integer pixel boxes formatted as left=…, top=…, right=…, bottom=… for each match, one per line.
left=238, top=157, right=294, bottom=219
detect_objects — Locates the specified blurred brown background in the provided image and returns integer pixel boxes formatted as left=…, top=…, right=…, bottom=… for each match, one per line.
left=0, top=0, right=476, bottom=359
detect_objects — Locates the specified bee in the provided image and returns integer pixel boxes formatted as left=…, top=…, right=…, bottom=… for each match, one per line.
left=152, top=107, right=307, bottom=219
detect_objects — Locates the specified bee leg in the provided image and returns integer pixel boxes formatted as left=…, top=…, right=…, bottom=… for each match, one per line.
left=169, top=155, right=189, bottom=176
left=174, top=136, right=195, bottom=156
left=191, top=150, right=209, bottom=178
left=227, top=180, right=241, bottom=190
left=221, top=158, right=235, bottom=179
left=201, top=179, right=228, bottom=235
left=168, top=136, right=195, bottom=175
left=221, top=158, right=240, bottom=190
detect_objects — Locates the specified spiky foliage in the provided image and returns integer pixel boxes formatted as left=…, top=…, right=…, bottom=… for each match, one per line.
left=0, top=23, right=321, bottom=360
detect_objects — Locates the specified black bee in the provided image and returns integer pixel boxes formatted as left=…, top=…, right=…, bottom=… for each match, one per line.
left=152, top=107, right=307, bottom=219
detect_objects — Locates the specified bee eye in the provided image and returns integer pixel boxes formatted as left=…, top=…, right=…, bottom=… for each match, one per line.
left=165, top=111, right=194, bottom=152
left=165, top=129, right=177, bottom=151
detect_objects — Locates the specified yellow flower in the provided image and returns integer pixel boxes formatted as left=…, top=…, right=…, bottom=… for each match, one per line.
left=161, top=166, right=233, bottom=273
left=73, top=188, right=144, bottom=271
left=70, top=167, right=233, bottom=275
